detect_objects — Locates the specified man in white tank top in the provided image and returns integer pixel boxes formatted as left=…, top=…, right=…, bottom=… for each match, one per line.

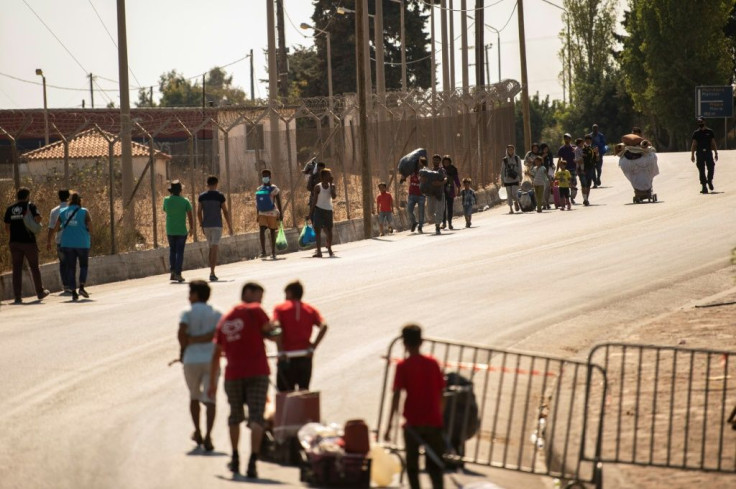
left=309, top=168, right=337, bottom=257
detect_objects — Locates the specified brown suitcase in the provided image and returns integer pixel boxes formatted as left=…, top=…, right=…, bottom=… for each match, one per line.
left=343, top=419, right=370, bottom=455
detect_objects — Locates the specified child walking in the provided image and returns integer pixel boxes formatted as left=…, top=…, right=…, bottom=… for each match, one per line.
left=460, top=178, right=476, bottom=227
left=531, top=156, right=548, bottom=213
left=376, top=182, right=394, bottom=236
left=555, top=161, right=572, bottom=210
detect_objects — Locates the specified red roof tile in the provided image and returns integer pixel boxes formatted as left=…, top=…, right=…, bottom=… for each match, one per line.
left=21, top=128, right=171, bottom=161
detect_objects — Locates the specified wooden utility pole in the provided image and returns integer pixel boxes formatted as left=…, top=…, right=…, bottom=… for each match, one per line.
left=461, top=0, right=469, bottom=93
left=356, top=0, right=372, bottom=239
left=441, top=0, right=450, bottom=93
left=517, top=0, right=532, bottom=151
left=267, top=0, right=281, bottom=168
left=475, top=0, right=484, bottom=86
left=116, top=0, right=135, bottom=229
left=275, top=0, right=289, bottom=100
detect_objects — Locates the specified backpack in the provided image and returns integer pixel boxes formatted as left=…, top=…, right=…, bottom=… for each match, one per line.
left=255, top=186, right=275, bottom=212
left=504, top=156, right=519, bottom=180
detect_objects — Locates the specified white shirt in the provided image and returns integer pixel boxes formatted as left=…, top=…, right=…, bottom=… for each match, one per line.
left=180, top=302, right=221, bottom=364
left=48, top=202, right=68, bottom=245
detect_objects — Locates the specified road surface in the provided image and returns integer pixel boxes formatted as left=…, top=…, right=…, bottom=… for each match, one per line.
left=1, top=151, right=734, bottom=489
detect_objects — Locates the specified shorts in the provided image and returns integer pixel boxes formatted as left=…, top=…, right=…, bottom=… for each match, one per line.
left=559, top=187, right=570, bottom=198
left=579, top=168, right=596, bottom=188
left=224, top=375, right=269, bottom=426
left=202, top=227, right=222, bottom=246
left=312, top=207, right=333, bottom=229
left=258, top=214, right=279, bottom=230
left=183, top=362, right=218, bottom=404
left=378, top=211, right=393, bottom=225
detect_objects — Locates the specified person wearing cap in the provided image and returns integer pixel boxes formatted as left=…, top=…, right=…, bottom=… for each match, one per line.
left=163, top=180, right=193, bottom=282
left=690, top=117, right=718, bottom=194
left=588, top=124, right=607, bottom=187
left=501, top=145, right=523, bottom=214
left=557, top=134, right=578, bottom=204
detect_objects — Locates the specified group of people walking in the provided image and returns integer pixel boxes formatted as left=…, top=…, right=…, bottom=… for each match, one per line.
left=177, top=279, right=327, bottom=478
left=4, top=187, right=91, bottom=303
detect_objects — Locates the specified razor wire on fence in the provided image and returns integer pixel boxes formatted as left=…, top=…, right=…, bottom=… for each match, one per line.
left=0, top=82, right=520, bottom=272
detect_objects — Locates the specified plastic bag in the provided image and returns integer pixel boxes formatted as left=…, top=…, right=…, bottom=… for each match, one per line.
left=397, top=148, right=427, bottom=177
left=298, top=222, right=317, bottom=249
left=276, top=222, right=288, bottom=251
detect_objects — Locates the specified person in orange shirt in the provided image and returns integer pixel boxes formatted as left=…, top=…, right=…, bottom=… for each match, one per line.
left=376, top=182, right=394, bottom=236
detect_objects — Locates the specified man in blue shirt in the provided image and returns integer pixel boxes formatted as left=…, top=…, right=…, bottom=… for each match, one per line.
left=588, top=124, right=607, bottom=187
left=198, top=176, right=233, bottom=282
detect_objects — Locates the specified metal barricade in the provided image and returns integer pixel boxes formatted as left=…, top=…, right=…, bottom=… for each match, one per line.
left=376, top=336, right=606, bottom=488
left=584, top=343, right=736, bottom=475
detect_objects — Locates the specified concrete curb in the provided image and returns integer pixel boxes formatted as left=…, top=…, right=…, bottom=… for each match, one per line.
left=1, top=187, right=500, bottom=300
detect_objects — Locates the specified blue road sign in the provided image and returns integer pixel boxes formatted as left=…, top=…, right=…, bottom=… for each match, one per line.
left=696, top=86, right=734, bottom=118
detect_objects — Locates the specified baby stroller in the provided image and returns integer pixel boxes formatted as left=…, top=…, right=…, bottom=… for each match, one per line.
left=618, top=142, right=659, bottom=204
left=516, top=181, right=536, bottom=212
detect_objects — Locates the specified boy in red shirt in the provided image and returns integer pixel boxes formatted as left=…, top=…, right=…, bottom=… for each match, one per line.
left=208, top=282, right=281, bottom=478
left=384, top=324, right=445, bottom=489
left=273, top=280, right=328, bottom=391
left=376, top=182, right=394, bottom=236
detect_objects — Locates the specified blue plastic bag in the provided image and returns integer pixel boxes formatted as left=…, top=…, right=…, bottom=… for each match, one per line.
left=298, top=222, right=317, bottom=249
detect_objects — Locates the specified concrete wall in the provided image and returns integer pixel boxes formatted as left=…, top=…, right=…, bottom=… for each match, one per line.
left=1, top=187, right=500, bottom=300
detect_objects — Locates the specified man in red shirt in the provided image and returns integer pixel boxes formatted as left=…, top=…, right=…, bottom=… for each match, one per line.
left=384, top=324, right=445, bottom=489
left=208, top=282, right=281, bottom=478
left=273, top=280, right=328, bottom=392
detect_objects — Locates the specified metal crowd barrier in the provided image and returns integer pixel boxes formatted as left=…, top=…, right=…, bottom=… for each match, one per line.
left=375, top=336, right=606, bottom=488
left=584, top=343, right=736, bottom=475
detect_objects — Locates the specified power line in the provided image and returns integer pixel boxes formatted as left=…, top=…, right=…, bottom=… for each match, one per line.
left=20, top=0, right=115, bottom=105
left=87, top=0, right=144, bottom=88
left=418, top=0, right=508, bottom=12
left=0, top=71, right=119, bottom=92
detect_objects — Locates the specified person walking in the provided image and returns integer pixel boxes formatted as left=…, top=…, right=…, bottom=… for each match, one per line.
left=530, top=156, right=548, bottom=213
left=55, top=192, right=92, bottom=301
left=690, top=116, right=719, bottom=194
left=256, top=169, right=283, bottom=259
left=423, top=154, right=447, bottom=235
left=310, top=168, right=336, bottom=257
left=523, top=142, right=541, bottom=175
left=198, top=176, right=233, bottom=281
left=557, top=134, right=577, bottom=204
left=208, top=282, right=281, bottom=478
left=376, top=182, right=394, bottom=236
left=163, top=180, right=193, bottom=283
left=460, top=178, right=476, bottom=227
left=46, top=189, right=71, bottom=293
left=589, top=124, right=607, bottom=187
left=384, top=324, right=445, bottom=489
left=4, top=187, right=49, bottom=304
left=178, top=280, right=221, bottom=452
left=501, top=145, right=523, bottom=214
left=406, top=158, right=427, bottom=233
left=555, top=161, right=572, bottom=211
left=580, top=135, right=597, bottom=206
left=540, top=143, right=555, bottom=209
left=273, top=280, right=328, bottom=392
left=441, top=155, right=461, bottom=230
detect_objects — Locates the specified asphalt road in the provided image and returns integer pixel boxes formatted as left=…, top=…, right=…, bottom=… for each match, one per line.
left=1, top=150, right=733, bottom=489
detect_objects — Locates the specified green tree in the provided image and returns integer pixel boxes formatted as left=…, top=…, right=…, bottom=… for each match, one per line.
left=621, top=1, right=732, bottom=150
left=554, top=0, right=634, bottom=145
left=289, top=0, right=431, bottom=98
left=515, top=93, right=563, bottom=147
left=136, top=67, right=247, bottom=107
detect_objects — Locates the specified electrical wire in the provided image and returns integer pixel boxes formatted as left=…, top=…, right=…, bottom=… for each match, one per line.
left=418, top=0, right=508, bottom=13
left=20, top=0, right=115, bottom=105
left=87, top=0, right=144, bottom=89
left=0, top=71, right=119, bottom=92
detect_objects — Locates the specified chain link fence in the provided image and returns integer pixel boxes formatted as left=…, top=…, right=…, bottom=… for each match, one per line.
left=0, top=81, right=519, bottom=272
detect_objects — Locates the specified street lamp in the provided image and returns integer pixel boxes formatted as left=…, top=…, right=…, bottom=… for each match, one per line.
left=35, top=68, right=49, bottom=145
left=484, top=24, right=501, bottom=83
left=300, top=22, right=334, bottom=121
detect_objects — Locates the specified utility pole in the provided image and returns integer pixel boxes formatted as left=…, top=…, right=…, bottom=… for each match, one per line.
left=475, top=0, right=485, bottom=87
left=275, top=0, right=288, bottom=100
left=202, top=74, right=206, bottom=107
left=517, top=0, right=532, bottom=151
left=440, top=0, right=450, bottom=93
left=250, top=48, right=255, bottom=101
left=356, top=0, right=372, bottom=239
left=375, top=0, right=386, bottom=97
left=89, top=73, right=94, bottom=108
left=484, top=44, right=490, bottom=87
left=449, top=0, right=455, bottom=91
left=461, top=0, right=469, bottom=93
left=116, top=0, right=135, bottom=229
left=430, top=2, right=437, bottom=100
left=149, top=86, right=153, bottom=107
left=398, top=0, right=407, bottom=91
left=267, top=0, right=281, bottom=170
